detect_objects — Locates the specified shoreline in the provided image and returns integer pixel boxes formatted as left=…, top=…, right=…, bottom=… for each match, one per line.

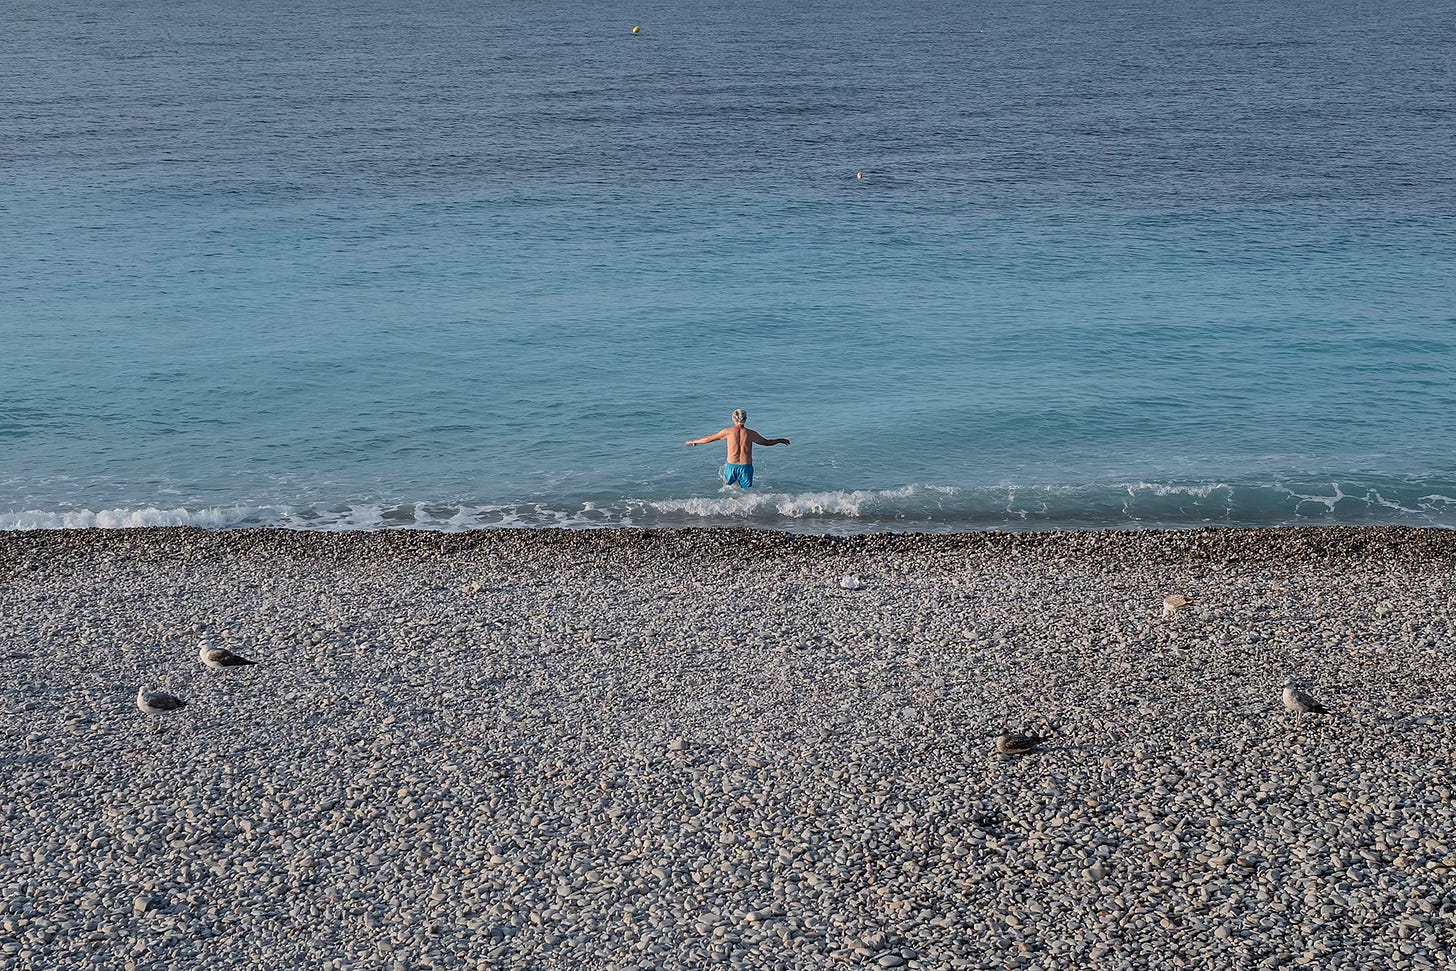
left=5, top=520, right=1456, bottom=560
left=5, top=523, right=1454, bottom=969
left=6, top=477, right=1455, bottom=534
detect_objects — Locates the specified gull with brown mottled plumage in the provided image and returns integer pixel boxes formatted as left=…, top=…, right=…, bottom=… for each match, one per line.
left=1282, top=680, right=1331, bottom=727
left=1161, top=593, right=1192, bottom=619
left=995, top=715, right=1056, bottom=755
left=198, top=638, right=257, bottom=670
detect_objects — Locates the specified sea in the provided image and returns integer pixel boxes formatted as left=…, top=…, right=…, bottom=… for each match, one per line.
left=3, top=0, right=1453, bottom=533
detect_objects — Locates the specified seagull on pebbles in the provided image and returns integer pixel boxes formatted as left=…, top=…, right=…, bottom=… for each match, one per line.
left=1282, top=680, right=1331, bottom=727
left=198, top=638, right=257, bottom=670
left=136, top=687, right=187, bottom=733
left=839, top=575, right=864, bottom=591
left=1161, top=593, right=1192, bottom=619
left=995, top=715, right=1056, bottom=755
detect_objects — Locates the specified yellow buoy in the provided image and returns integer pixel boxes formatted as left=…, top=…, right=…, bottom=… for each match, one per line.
left=631, top=25, right=640, bottom=34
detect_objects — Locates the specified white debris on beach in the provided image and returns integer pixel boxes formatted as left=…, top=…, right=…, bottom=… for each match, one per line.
left=3, top=526, right=1455, bottom=970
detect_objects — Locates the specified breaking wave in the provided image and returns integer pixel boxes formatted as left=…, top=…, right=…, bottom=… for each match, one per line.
left=3, top=478, right=1454, bottom=533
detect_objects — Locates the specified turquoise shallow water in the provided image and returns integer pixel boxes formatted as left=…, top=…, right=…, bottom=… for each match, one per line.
left=3, top=0, right=1454, bottom=531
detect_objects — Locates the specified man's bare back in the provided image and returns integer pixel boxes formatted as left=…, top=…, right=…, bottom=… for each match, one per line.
left=685, top=409, right=790, bottom=489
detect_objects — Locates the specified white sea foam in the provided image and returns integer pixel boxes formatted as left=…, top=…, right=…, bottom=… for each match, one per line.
left=0, top=505, right=279, bottom=530
left=1124, top=481, right=1234, bottom=499
left=4, top=479, right=1454, bottom=532
left=647, top=485, right=945, bottom=520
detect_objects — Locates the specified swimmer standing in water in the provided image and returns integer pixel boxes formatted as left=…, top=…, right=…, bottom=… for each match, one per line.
left=685, top=409, right=790, bottom=489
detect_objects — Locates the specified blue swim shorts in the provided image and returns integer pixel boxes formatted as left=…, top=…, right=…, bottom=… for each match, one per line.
left=722, top=463, right=754, bottom=489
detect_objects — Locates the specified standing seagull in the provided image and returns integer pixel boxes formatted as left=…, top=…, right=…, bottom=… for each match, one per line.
left=198, top=638, right=257, bottom=670
left=1282, top=680, right=1331, bottom=727
left=1161, top=594, right=1193, bottom=619
left=136, top=686, right=187, bottom=733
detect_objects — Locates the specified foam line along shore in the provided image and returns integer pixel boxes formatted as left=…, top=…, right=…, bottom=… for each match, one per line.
left=3, top=525, right=1454, bottom=969
left=3, top=474, right=1455, bottom=532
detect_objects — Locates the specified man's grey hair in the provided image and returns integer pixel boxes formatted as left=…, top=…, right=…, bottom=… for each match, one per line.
left=731, top=409, right=747, bottom=425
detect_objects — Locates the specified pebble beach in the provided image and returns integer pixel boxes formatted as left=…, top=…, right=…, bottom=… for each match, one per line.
left=3, top=525, right=1454, bottom=970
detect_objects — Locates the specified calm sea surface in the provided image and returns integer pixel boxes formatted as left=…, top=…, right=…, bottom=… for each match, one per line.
left=3, top=0, right=1453, bottom=531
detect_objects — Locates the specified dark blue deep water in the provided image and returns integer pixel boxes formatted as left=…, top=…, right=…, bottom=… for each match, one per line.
left=3, top=0, right=1453, bottom=531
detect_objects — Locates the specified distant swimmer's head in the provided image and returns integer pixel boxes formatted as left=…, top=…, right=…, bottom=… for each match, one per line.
left=732, top=409, right=747, bottom=426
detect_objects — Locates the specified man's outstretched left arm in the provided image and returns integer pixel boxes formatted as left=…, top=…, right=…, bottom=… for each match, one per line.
left=750, top=431, right=791, bottom=446
left=686, top=428, right=730, bottom=446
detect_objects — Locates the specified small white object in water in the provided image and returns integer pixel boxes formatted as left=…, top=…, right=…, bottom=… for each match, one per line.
left=839, top=575, right=864, bottom=591
left=198, top=638, right=257, bottom=669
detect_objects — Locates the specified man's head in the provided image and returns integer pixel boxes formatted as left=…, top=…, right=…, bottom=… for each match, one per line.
left=731, top=409, right=747, bottom=426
